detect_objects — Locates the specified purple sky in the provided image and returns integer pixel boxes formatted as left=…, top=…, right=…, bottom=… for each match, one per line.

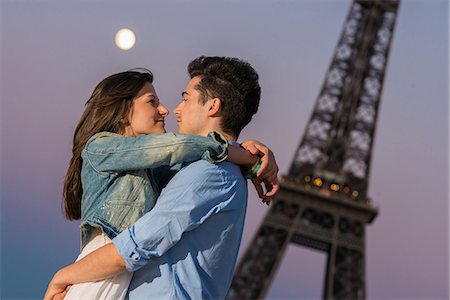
left=1, top=1, right=448, bottom=299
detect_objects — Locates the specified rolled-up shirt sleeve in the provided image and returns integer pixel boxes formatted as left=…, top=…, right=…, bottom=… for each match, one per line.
left=112, top=161, right=242, bottom=272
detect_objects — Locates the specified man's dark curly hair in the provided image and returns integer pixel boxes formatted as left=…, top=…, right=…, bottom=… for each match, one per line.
left=188, top=56, right=260, bottom=138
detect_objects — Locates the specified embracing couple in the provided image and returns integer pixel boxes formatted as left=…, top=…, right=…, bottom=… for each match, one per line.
left=45, top=56, right=279, bottom=299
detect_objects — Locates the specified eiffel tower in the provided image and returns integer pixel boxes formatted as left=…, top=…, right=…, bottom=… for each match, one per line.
left=227, top=1, right=400, bottom=299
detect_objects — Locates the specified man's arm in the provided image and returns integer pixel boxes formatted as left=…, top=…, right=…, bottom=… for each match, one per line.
left=44, top=244, right=126, bottom=300
left=45, top=161, right=244, bottom=299
left=113, top=161, right=245, bottom=272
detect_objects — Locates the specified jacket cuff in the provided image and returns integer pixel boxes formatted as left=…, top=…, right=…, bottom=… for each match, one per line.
left=203, top=131, right=228, bottom=163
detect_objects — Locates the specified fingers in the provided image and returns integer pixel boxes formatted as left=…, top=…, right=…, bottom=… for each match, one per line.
left=251, top=178, right=264, bottom=199
left=258, top=154, right=269, bottom=177
left=242, top=141, right=280, bottom=202
left=253, top=143, right=269, bottom=160
left=44, top=287, right=59, bottom=300
left=253, top=145, right=277, bottom=177
left=241, top=139, right=264, bottom=149
left=256, top=152, right=272, bottom=177
left=52, top=285, right=70, bottom=300
left=245, top=144, right=260, bottom=156
left=241, top=142, right=276, bottom=178
left=53, top=292, right=66, bottom=300
left=260, top=177, right=279, bottom=202
left=258, top=158, right=278, bottom=179
left=265, top=181, right=279, bottom=197
left=251, top=179, right=274, bottom=205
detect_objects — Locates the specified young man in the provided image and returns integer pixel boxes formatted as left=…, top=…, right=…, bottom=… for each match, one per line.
left=45, top=56, right=279, bottom=299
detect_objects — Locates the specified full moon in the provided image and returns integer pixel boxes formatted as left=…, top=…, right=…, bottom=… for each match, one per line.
left=115, top=28, right=136, bottom=50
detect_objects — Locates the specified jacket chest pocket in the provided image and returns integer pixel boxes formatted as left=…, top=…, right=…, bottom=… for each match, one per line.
left=102, top=170, right=151, bottom=233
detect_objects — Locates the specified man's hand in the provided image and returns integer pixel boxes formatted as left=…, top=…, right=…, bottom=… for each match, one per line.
left=241, top=140, right=279, bottom=204
left=52, top=286, right=70, bottom=300
left=44, top=273, right=69, bottom=300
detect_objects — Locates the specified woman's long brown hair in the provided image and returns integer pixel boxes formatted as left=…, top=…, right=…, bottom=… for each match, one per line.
left=63, top=70, right=153, bottom=220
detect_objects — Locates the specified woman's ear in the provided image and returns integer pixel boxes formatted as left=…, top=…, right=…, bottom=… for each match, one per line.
left=207, top=98, right=222, bottom=117
left=120, top=109, right=135, bottom=136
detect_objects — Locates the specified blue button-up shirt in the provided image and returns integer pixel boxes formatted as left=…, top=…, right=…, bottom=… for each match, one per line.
left=113, top=159, right=248, bottom=299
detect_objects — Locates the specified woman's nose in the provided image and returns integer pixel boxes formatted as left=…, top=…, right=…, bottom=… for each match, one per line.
left=158, top=103, right=169, bottom=116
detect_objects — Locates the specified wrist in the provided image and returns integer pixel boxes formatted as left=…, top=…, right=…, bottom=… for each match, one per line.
left=49, top=270, right=68, bottom=291
left=241, top=156, right=262, bottom=179
left=241, top=156, right=257, bottom=172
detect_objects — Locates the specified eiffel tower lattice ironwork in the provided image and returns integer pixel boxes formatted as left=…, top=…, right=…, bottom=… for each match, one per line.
left=226, top=1, right=400, bottom=299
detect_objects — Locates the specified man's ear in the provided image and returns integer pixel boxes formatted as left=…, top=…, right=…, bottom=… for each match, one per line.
left=207, top=98, right=222, bottom=117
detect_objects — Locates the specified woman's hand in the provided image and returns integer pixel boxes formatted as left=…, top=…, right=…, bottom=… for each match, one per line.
left=241, top=139, right=279, bottom=204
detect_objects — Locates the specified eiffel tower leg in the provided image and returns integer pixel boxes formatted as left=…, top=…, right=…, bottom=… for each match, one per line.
left=325, top=221, right=367, bottom=300
left=227, top=196, right=301, bottom=299
left=226, top=225, right=290, bottom=299
left=324, top=242, right=337, bottom=299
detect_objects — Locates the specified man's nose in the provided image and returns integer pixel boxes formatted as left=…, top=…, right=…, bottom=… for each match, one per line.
left=173, top=104, right=181, bottom=116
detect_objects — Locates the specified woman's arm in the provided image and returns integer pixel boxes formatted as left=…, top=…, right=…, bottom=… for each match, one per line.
left=84, top=131, right=228, bottom=173
left=227, top=143, right=258, bottom=167
left=227, top=140, right=280, bottom=203
left=240, top=140, right=278, bottom=179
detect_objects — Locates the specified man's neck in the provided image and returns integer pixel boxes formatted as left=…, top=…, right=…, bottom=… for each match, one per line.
left=178, top=126, right=237, bottom=141
left=198, top=126, right=237, bottom=142
left=218, top=131, right=237, bottom=142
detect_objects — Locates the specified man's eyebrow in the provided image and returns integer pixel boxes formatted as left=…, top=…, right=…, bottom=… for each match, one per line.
left=181, top=91, right=189, bottom=97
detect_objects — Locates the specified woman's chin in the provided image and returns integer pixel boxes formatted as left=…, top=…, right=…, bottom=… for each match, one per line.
left=158, top=125, right=167, bottom=133
left=155, top=126, right=167, bottom=134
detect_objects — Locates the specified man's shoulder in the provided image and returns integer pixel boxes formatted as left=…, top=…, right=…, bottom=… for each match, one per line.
left=181, top=160, right=242, bottom=178
left=160, top=160, right=248, bottom=207
left=169, top=160, right=246, bottom=191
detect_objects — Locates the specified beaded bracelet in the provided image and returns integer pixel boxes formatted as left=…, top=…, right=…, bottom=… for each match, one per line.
left=242, top=157, right=262, bottom=179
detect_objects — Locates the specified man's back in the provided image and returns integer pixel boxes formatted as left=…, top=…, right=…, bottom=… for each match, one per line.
left=113, top=160, right=248, bottom=299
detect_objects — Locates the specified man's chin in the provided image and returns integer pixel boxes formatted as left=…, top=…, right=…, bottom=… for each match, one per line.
left=177, top=127, right=203, bottom=135
left=177, top=129, right=191, bottom=135
left=176, top=126, right=186, bottom=134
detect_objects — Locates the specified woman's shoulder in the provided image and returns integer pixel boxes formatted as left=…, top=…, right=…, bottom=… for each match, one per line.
left=88, top=131, right=122, bottom=141
left=84, top=131, right=122, bottom=152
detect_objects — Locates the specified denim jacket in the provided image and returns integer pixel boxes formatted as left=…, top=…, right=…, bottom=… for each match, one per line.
left=79, top=131, right=228, bottom=250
